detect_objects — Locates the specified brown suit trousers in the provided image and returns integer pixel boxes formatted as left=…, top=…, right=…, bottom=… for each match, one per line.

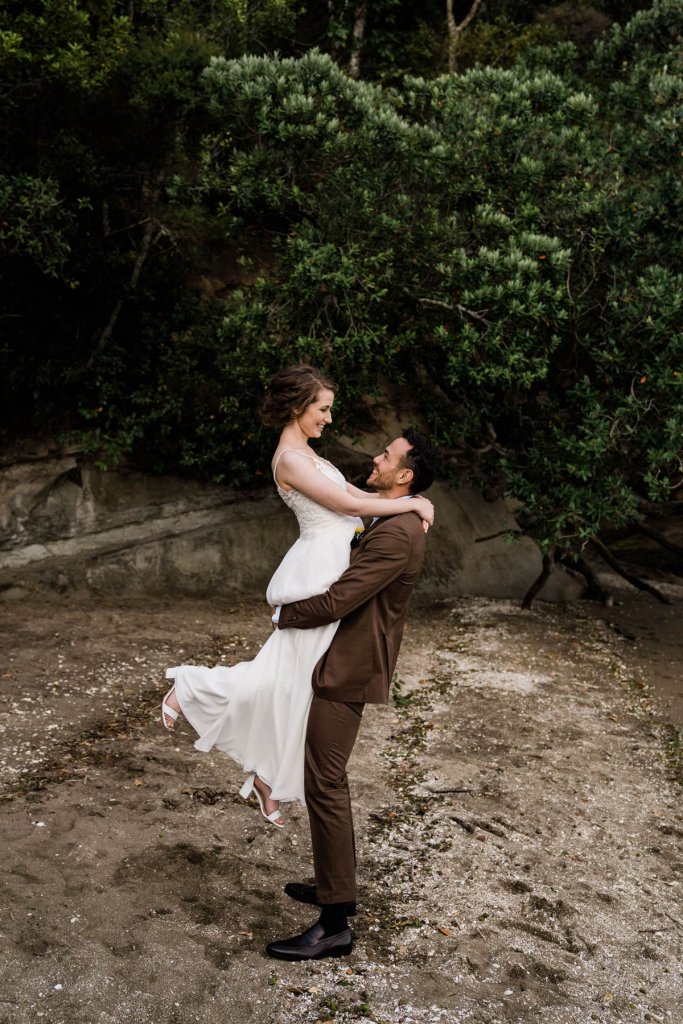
left=305, top=696, right=364, bottom=904
left=280, top=512, right=426, bottom=904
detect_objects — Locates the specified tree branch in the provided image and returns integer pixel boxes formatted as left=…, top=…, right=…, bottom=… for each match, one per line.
left=475, top=528, right=524, bottom=543
left=590, top=536, right=672, bottom=604
left=637, top=500, right=683, bottom=516
left=634, top=523, right=683, bottom=558
left=419, top=296, right=491, bottom=326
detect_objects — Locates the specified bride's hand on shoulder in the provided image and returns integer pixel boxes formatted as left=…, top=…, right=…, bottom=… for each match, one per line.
left=410, top=495, right=434, bottom=532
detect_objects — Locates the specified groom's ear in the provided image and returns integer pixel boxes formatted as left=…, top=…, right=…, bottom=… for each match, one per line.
left=396, top=466, right=414, bottom=488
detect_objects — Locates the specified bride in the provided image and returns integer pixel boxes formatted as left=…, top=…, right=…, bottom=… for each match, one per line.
left=161, top=364, right=434, bottom=828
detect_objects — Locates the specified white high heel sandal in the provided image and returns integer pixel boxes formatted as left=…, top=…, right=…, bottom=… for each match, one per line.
left=161, top=686, right=179, bottom=731
left=239, top=773, right=284, bottom=829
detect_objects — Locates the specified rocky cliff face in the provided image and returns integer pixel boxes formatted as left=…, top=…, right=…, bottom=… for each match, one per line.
left=0, top=441, right=584, bottom=603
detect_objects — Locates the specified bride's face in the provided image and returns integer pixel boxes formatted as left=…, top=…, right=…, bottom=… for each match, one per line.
left=295, top=388, right=335, bottom=439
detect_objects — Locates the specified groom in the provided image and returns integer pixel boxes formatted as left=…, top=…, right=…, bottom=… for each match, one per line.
left=266, top=428, right=442, bottom=961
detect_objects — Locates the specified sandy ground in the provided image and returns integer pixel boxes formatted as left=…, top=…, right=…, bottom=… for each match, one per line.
left=0, top=576, right=681, bottom=1024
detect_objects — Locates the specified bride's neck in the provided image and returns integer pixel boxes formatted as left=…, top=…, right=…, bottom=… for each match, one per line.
left=279, top=423, right=311, bottom=449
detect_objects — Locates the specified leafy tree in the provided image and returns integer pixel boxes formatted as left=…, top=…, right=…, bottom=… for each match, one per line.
left=0, top=1, right=680, bottom=589
left=162, top=4, right=679, bottom=557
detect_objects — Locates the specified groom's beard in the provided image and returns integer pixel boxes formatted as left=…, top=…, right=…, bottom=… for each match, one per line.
left=366, top=466, right=395, bottom=492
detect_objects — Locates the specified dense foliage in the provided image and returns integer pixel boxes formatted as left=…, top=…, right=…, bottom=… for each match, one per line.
left=1, top=1, right=680, bottom=555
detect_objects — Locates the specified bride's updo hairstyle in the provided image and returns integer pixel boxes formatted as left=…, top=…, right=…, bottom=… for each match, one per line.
left=260, top=364, right=337, bottom=428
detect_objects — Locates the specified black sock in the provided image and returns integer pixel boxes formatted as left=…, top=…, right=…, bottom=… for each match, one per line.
left=318, top=903, right=349, bottom=935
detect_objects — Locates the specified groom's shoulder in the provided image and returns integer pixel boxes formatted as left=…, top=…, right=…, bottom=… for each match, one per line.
left=373, top=510, right=425, bottom=541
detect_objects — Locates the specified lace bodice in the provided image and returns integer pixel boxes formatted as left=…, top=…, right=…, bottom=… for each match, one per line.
left=274, top=451, right=360, bottom=539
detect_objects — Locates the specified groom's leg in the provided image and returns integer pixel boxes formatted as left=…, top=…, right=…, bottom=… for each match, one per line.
left=305, top=695, right=364, bottom=905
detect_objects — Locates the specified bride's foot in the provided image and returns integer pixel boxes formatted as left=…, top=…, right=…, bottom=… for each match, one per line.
left=254, top=776, right=284, bottom=827
left=161, top=686, right=181, bottom=731
left=239, top=773, right=284, bottom=829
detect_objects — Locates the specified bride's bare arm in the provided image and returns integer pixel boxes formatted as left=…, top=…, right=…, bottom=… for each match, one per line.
left=345, top=480, right=375, bottom=500
left=274, top=451, right=434, bottom=525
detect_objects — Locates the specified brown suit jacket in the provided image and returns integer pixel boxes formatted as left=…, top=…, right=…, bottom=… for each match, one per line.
left=278, top=511, right=425, bottom=704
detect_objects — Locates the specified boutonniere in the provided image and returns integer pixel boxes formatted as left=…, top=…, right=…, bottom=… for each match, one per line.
left=350, top=526, right=365, bottom=549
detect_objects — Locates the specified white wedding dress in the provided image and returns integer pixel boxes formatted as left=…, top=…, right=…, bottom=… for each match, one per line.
left=165, top=451, right=362, bottom=805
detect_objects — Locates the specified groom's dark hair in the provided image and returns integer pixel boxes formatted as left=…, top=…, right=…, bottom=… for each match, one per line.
left=401, top=429, right=443, bottom=494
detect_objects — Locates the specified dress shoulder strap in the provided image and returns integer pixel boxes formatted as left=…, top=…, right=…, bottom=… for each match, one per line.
left=272, top=447, right=320, bottom=485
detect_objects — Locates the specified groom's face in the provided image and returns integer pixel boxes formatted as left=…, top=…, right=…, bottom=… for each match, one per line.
left=367, top=437, right=413, bottom=492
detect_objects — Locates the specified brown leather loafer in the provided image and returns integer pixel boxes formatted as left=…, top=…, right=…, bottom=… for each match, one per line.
left=284, top=882, right=357, bottom=916
left=266, top=921, right=353, bottom=961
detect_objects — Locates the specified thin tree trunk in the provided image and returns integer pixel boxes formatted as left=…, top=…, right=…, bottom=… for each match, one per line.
left=327, top=0, right=339, bottom=59
left=88, top=176, right=163, bottom=369
left=558, top=553, right=612, bottom=604
left=446, top=0, right=486, bottom=74
left=522, top=545, right=556, bottom=609
left=349, top=4, right=368, bottom=79
left=445, top=0, right=457, bottom=71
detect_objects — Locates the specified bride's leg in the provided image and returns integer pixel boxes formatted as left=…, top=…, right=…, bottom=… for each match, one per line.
left=254, top=775, right=284, bottom=827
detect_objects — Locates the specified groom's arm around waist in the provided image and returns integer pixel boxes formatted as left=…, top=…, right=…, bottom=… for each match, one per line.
left=278, top=516, right=424, bottom=630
